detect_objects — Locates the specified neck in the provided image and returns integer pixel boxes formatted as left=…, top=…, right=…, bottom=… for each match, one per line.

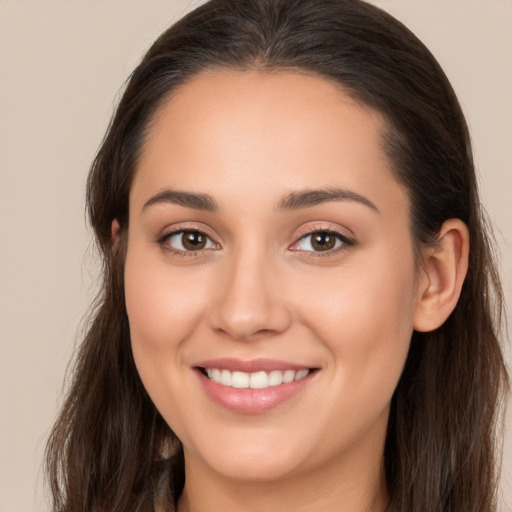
left=176, top=446, right=388, bottom=512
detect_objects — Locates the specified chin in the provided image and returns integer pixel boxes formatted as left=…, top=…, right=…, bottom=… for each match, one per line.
left=184, top=433, right=313, bottom=483
left=205, top=454, right=305, bottom=483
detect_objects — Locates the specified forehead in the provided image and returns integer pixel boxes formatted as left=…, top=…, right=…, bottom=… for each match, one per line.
left=131, top=69, right=404, bottom=216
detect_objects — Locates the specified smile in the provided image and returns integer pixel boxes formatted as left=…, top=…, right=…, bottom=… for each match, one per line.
left=202, top=368, right=310, bottom=389
left=194, top=359, right=318, bottom=414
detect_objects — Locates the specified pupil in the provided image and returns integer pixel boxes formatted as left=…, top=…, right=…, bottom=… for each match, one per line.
left=183, top=231, right=206, bottom=250
left=312, top=233, right=335, bottom=251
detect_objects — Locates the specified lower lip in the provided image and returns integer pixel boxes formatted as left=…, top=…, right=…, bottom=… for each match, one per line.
left=196, top=369, right=315, bottom=414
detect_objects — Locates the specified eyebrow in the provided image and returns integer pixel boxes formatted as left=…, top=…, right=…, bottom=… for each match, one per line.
left=141, top=186, right=379, bottom=214
left=142, top=189, right=219, bottom=212
left=277, top=187, right=379, bottom=213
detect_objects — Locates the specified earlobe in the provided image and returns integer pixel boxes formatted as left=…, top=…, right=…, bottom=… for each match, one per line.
left=413, top=219, right=470, bottom=332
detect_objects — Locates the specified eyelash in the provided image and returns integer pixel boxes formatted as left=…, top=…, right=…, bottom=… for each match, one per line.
left=157, top=228, right=219, bottom=258
left=157, top=226, right=355, bottom=258
left=290, top=228, right=355, bottom=257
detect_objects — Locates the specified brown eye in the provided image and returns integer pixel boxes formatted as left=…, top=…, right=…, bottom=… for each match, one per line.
left=310, top=232, right=337, bottom=251
left=182, top=231, right=207, bottom=250
left=293, top=230, right=352, bottom=253
left=163, top=229, right=218, bottom=253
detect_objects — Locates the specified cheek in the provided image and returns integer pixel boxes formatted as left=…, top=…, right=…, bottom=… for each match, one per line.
left=125, top=252, right=202, bottom=347
left=297, top=248, right=417, bottom=402
left=123, top=244, right=211, bottom=389
left=123, top=247, right=214, bottom=435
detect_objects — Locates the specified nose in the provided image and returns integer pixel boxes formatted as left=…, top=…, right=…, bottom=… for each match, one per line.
left=209, top=247, right=292, bottom=341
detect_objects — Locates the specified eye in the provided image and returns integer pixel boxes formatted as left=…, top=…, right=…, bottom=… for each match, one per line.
left=291, top=230, right=353, bottom=253
left=161, top=229, right=219, bottom=253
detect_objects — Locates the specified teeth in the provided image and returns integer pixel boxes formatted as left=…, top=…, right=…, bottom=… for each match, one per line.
left=295, top=369, right=309, bottom=381
left=204, top=368, right=311, bottom=389
left=250, top=371, right=268, bottom=389
left=211, top=368, right=221, bottom=382
left=231, top=371, right=249, bottom=388
left=220, top=369, right=232, bottom=386
left=268, top=370, right=283, bottom=386
left=283, top=370, right=295, bottom=383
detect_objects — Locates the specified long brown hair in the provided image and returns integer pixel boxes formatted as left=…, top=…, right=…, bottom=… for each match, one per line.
left=45, top=1, right=509, bottom=510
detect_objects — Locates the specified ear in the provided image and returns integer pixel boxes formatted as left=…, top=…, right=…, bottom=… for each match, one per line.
left=111, top=219, right=121, bottom=245
left=413, top=219, right=469, bottom=332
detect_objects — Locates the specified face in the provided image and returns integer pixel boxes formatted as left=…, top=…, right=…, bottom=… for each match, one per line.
left=124, top=70, right=423, bottom=483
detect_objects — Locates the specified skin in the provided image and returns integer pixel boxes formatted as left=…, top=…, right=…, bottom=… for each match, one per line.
left=122, top=69, right=469, bottom=512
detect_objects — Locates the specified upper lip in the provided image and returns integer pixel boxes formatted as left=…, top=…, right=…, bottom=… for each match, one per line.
left=194, top=358, right=314, bottom=373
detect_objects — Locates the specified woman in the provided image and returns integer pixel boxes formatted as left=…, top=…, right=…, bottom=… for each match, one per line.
left=45, top=0, right=509, bottom=511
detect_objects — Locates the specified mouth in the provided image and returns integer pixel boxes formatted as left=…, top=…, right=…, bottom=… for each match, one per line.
left=197, top=367, right=312, bottom=389
left=193, top=359, right=319, bottom=414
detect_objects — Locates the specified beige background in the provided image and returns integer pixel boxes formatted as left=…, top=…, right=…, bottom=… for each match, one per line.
left=0, top=1, right=510, bottom=511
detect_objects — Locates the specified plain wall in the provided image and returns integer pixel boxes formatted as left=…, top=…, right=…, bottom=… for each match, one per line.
left=0, top=1, right=510, bottom=510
